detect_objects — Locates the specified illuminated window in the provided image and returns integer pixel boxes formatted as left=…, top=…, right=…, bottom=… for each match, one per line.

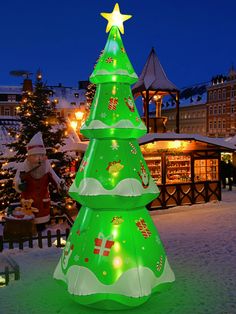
left=166, top=155, right=191, bottom=184
left=4, top=108, right=10, bottom=115
left=209, top=91, right=212, bottom=101
left=213, top=90, right=217, bottom=100
left=194, top=159, right=218, bottom=181
left=214, top=105, right=217, bottom=115
left=231, top=88, right=236, bottom=98
left=222, top=89, right=226, bottom=99
left=222, top=104, right=226, bottom=113
left=7, top=95, right=16, bottom=102
left=231, top=103, right=235, bottom=113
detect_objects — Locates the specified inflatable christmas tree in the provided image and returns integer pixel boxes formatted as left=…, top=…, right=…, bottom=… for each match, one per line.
left=54, top=3, right=175, bottom=310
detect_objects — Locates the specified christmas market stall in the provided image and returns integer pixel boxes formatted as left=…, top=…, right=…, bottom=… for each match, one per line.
left=139, top=133, right=235, bottom=209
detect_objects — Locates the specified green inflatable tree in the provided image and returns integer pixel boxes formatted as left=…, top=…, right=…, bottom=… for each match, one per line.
left=54, top=3, right=175, bottom=310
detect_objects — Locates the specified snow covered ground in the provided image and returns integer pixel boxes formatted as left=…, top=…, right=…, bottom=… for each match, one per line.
left=0, top=188, right=236, bottom=314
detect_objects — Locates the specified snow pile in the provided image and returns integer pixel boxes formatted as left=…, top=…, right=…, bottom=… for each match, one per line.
left=0, top=189, right=236, bottom=314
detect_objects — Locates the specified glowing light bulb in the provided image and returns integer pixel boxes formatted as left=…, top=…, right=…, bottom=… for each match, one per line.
left=75, top=111, right=84, bottom=120
left=70, top=121, right=78, bottom=130
left=113, top=256, right=123, bottom=268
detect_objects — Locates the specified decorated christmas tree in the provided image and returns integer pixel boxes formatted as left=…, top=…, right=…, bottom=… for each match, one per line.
left=0, top=73, right=69, bottom=212
left=54, top=3, right=175, bottom=310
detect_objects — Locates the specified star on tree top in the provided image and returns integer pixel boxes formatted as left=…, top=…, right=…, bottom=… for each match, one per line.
left=101, top=3, right=132, bottom=34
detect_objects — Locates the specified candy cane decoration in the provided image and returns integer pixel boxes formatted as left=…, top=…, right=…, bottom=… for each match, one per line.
left=129, top=142, right=137, bottom=154
left=156, top=255, right=163, bottom=271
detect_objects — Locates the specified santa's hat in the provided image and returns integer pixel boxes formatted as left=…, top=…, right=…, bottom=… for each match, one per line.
left=27, top=132, right=46, bottom=155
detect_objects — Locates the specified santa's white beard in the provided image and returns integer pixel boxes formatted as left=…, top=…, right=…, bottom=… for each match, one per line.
left=25, top=159, right=47, bottom=179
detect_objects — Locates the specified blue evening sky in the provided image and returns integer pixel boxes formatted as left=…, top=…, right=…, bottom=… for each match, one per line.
left=0, top=0, right=235, bottom=89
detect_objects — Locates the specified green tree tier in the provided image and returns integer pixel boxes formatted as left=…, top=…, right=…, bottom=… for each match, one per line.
left=54, top=4, right=175, bottom=310
left=69, top=138, right=158, bottom=208
left=90, top=26, right=138, bottom=84
left=81, top=83, right=146, bottom=139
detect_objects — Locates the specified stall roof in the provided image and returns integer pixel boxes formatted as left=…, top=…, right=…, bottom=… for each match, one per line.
left=132, top=47, right=179, bottom=95
left=139, top=132, right=236, bottom=151
left=225, top=135, right=236, bottom=146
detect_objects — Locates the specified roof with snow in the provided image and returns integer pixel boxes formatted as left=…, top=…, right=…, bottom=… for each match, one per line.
left=132, top=47, right=179, bottom=95
left=139, top=132, right=236, bottom=151
left=161, top=83, right=208, bottom=110
left=59, top=129, right=88, bottom=153
left=225, top=135, right=236, bottom=146
left=49, top=85, right=87, bottom=109
left=0, top=86, right=22, bottom=94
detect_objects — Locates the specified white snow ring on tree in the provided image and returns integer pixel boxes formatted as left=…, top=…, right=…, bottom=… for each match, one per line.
left=53, top=257, right=174, bottom=297
left=70, top=177, right=158, bottom=196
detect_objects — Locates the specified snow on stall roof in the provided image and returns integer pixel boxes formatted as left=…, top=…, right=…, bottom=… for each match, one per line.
left=139, top=132, right=236, bottom=151
left=225, top=135, right=236, bottom=146
left=0, top=188, right=236, bottom=313
left=132, top=48, right=178, bottom=94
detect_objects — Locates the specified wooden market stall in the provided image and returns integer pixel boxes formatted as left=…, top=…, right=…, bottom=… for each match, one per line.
left=139, top=133, right=235, bottom=209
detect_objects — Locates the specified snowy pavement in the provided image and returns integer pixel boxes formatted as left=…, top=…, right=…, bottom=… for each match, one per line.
left=0, top=188, right=236, bottom=314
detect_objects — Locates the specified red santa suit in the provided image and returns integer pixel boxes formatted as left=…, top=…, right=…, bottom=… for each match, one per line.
left=14, top=132, right=62, bottom=224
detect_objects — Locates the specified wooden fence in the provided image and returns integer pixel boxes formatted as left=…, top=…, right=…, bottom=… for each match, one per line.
left=0, top=255, right=20, bottom=286
left=0, top=228, right=70, bottom=252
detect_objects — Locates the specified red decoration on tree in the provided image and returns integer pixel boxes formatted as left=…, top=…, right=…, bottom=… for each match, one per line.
left=106, top=57, right=114, bottom=63
left=136, top=218, right=152, bottom=239
left=138, top=161, right=149, bottom=189
left=108, top=97, right=118, bottom=110
left=94, top=233, right=114, bottom=256
left=79, top=160, right=88, bottom=172
left=124, top=97, right=135, bottom=112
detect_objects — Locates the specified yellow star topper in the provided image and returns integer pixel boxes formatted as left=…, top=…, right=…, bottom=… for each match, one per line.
left=101, top=3, right=132, bottom=34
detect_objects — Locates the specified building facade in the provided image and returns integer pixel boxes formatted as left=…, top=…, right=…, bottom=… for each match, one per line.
left=161, top=85, right=207, bottom=135
left=0, top=86, right=22, bottom=117
left=207, top=69, right=236, bottom=138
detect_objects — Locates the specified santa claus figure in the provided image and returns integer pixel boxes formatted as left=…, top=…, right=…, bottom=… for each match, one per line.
left=14, top=132, right=63, bottom=230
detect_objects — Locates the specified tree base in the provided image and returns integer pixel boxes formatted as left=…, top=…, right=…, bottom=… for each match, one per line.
left=56, top=279, right=173, bottom=310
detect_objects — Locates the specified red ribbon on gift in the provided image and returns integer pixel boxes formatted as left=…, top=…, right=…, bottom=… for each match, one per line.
left=94, top=233, right=114, bottom=256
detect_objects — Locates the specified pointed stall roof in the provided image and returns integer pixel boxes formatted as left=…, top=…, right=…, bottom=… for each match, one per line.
left=132, top=47, right=179, bottom=95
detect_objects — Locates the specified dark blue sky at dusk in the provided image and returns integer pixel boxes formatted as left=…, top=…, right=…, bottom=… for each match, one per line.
left=0, top=0, right=235, bottom=89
